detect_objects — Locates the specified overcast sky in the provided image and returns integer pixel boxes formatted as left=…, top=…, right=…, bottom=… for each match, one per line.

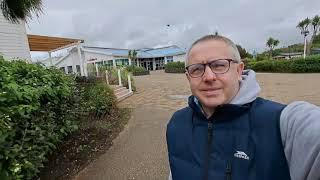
left=27, top=0, right=320, bottom=58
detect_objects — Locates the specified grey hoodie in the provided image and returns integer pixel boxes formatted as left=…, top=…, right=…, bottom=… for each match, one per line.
left=168, top=70, right=320, bottom=180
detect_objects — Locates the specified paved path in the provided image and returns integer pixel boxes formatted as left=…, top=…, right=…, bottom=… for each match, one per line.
left=74, top=71, right=190, bottom=180
left=74, top=71, right=320, bottom=180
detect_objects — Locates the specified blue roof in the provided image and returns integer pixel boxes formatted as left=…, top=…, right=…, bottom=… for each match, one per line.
left=144, top=45, right=185, bottom=57
left=82, top=45, right=185, bottom=58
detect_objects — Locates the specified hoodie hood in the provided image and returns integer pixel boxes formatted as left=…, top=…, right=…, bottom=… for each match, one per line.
left=230, top=69, right=261, bottom=105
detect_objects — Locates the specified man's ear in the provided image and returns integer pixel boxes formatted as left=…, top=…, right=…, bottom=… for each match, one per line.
left=237, top=62, right=244, bottom=81
left=185, top=72, right=191, bottom=81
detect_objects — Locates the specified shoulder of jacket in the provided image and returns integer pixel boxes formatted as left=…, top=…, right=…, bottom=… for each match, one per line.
left=167, top=107, right=192, bottom=128
left=254, top=97, right=286, bottom=111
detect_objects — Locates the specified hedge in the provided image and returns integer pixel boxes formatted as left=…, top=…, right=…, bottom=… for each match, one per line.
left=75, top=76, right=117, bottom=118
left=165, top=62, right=185, bottom=73
left=0, top=57, right=117, bottom=179
left=125, top=65, right=150, bottom=76
left=245, top=55, right=320, bottom=73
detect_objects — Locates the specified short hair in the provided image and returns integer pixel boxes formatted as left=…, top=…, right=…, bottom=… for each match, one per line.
left=186, top=34, right=241, bottom=65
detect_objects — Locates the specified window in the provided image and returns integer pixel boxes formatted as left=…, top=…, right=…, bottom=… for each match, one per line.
left=155, top=57, right=165, bottom=70
left=105, top=60, right=113, bottom=68
left=60, top=67, right=66, bottom=73
left=67, top=66, right=73, bottom=74
left=115, top=59, right=129, bottom=66
left=76, top=65, right=81, bottom=74
left=137, top=58, right=144, bottom=67
left=166, top=56, right=173, bottom=63
left=96, top=61, right=103, bottom=66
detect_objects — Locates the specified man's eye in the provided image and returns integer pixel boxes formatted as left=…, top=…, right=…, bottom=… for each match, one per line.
left=212, top=63, right=226, bottom=68
left=191, top=67, right=201, bottom=72
left=190, top=66, right=203, bottom=73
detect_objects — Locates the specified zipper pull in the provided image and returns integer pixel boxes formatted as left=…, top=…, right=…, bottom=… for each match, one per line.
left=226, top=161, right=232, bottom=180
left=207, top=121, right=213, bottom=139
left=204, top=120, right=213, bottom=180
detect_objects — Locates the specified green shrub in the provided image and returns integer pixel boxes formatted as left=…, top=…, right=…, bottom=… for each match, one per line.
left=87, top=63, right=97, bottom=77
left=75, top=78, right=117, bottom=118
left=246, top=55, right=320, bottom=73
left=125, top=65, right=150, bottom=76
left=255, top=54, right=271, bottom=61
left=165, top=62, right=185, bottom=73
left=0, top=57, right=118, bottom=179
left=106, top=68, right=136, bottom=91
left=0, top=58, right=79, bottom=179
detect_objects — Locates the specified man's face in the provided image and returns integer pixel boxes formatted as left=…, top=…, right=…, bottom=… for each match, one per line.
left=186, top=40, right=244, bottom=109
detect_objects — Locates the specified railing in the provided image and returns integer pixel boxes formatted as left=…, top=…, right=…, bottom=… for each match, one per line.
left=105, top=69, right=132, bottom=93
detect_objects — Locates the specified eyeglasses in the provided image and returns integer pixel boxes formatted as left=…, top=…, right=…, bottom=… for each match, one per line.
left=185, top=59, right=238, bottom=78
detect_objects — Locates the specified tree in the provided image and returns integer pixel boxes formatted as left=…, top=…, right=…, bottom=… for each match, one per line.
left=297, top=18, right=311, bottom=33
left=307, top=15, right=320, bottom=54
left=0, top=0, right=43, bottom=23
left=236, top=44, right=252, bottom=59
left=128, top=49, right=138, bottom=66
left=266, top=37, right=280, bottom=57
left=297, top=17, right=311, bottom=58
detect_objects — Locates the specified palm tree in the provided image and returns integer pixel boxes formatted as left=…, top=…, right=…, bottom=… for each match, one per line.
left=297, top=18, right=311, bottom=32
left=297, top=18, right=311, bottom=58
left=0, top=0, right=43, bottom=23
left=307, top=15, right=320, bottom=54
left=266, top=37, right=280, bottom=58
left=128, top=50, right=138, bottom=66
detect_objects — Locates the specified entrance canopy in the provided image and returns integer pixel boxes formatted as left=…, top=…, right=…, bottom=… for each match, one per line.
left=27, top=34, right=84, bottom=52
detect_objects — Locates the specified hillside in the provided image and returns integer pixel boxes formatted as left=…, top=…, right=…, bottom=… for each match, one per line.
left=267, top=34, right=320, bottom=55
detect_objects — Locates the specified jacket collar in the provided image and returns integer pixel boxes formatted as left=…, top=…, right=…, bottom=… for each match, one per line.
left=188, top=95, right=251, bottom=123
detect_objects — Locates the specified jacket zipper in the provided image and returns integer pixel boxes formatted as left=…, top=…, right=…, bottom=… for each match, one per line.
left=226, top=161, right=232, bottom=180
left=204, top=120, right=213, bottom=180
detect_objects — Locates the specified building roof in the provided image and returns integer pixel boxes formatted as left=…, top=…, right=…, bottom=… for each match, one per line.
left=82, top=45, right=185, bottom=58
left=83, top=46, right=129, bottom=56
left=144, top=45, right=185, bottom=57
left=28, top=34, right=84, bottom=52
left=279, top=52, right=303, bottom=56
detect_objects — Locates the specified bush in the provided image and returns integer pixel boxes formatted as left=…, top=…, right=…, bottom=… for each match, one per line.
left=105, top=68, right=136, bottom=92
left=0, top=57, right=118, bottom=179
left=246, top=55, right=320, bottom=73
left=165, top=62, right=185, bottom=73
left=75, top=77, right=117, bottom=118
left=255, top=54, right=271, bottom=61
left=0, top=58, right=79, bottom=179
left=126, top=65, right=150, bottom=76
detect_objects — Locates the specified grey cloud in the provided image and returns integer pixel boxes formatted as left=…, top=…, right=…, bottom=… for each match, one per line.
left=27, top=0, right=320, bottom=54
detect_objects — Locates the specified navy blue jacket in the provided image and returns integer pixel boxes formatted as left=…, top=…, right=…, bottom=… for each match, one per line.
left=166, top=96, right=291, bottom=180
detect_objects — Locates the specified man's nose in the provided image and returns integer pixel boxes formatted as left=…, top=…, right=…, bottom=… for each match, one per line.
left=202, top=65, right=217, bottom=81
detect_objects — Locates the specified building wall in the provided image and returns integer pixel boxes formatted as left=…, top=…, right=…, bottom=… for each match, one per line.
left=56, top=54, right=74, bottom=73
left=0, top=13, right=31, bottom=60
left=54, top=49, right=187, bottom=75
left=173, top=54, right=186, bottom=63
left=84, top=51, right=114, bottom=63
left=55, top=50, right=126, bottom=75
left=55, top=49, right=85, bottom=74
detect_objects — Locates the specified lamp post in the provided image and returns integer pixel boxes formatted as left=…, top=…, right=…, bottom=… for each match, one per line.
left=166, top=24, right=171, bottom=46
left=301, top=30, right=309, bottom=59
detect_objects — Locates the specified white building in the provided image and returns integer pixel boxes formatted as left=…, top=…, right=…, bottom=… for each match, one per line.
left=274, top=52, right=303, bottom=60
left=53, top=45, right=186, bottom=76
left=0, top=13, right=30, bottom=60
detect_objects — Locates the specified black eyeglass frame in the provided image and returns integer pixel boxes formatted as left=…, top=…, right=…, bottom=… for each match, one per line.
left=185, top=59, right=238, bottom=78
